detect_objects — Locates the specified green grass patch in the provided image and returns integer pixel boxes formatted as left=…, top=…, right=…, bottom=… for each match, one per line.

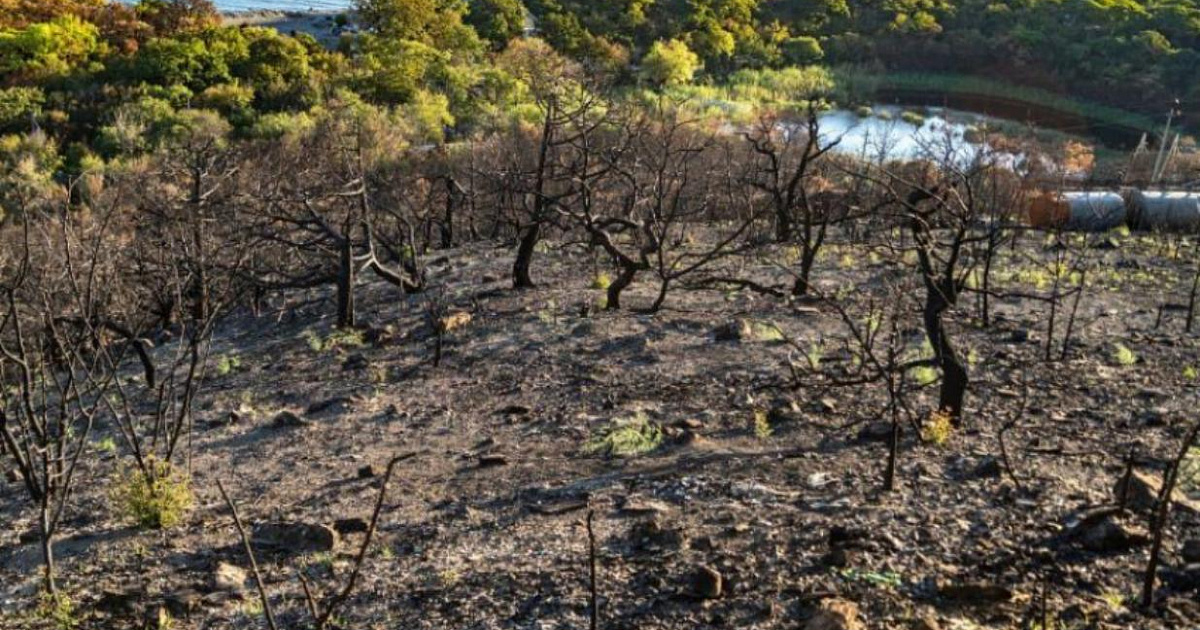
left=591, top=271, right=612, bottom=290
left=110, top=459, right=193, bottom=530
left=584, top=412, right=663, bottom=457
left=1112, top=343, right=1138, bottom=366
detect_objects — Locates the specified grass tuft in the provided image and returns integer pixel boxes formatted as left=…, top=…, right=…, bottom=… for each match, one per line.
left=753, top=408, right=773, bottom=439
left=1112, top=343, right=1137, bottom=366
left=111, top=458, right=193, bottom=530
left=584, top=412, right=663, bottom=457
left=591, top=272, right=612, bottom=290
left=921, top=409, right=953, bottom=446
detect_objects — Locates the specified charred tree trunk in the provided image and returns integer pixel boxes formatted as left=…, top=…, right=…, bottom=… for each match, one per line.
left=606, top=265, right=638, bottom=310
left=40, top=501, right=55, bottom=595
left=512, top=102, right=556, bottom=289
left=336, top=237, right=356, bottom=328
left=648, top=278, right=671, bottom=313
left=923, top=290, right=967, bottom=421
left=793, top=249, right=818, bottom=296
left=512, top=222, right=540, bottom=290
left=775, top=207, right=792, bottom=243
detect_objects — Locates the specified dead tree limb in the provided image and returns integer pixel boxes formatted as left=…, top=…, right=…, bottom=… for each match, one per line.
left=587, top=508, right=599, bottom=630
left=1141, top=418, right=1200, bottom=609
left=215, top=479, right=279, bottom=630
left=308, top=451, right=418, bottom=629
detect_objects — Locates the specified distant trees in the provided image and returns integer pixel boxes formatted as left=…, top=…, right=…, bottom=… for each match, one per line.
left=354, top=0, right=482, bottom=51
left=0, top=15, right=102, bottom=82
left=466, top=0, right=526, bottom=48
left=640, top=39, right=701, bottom=87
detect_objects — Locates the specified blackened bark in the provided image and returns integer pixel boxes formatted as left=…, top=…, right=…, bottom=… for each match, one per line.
left=336, top=238, right=356, bottom=328
left=606, top=265, right=638, bottom=310
left=512, top=222, right=540, bottom=289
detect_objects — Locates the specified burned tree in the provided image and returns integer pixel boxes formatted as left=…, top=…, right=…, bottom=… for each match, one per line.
left=782, top=279, right=927, bottom=491
left=742, top=105, right=843, bottom=294
left=250, top=102, right=424, bottom=328
left=560, top=100, right=759, bottom=311
left=494, top=38, right=602, bottom=289
left=854, top=153, right=1011, bottom=423
left=0, top=190, right=126, bottom=594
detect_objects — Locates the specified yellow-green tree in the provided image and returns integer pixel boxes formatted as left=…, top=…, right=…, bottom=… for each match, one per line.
left=640, top=38, right=700, bottom=86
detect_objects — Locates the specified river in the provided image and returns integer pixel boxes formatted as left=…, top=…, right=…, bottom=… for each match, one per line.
left=816, top=105, right=1047, bottom=172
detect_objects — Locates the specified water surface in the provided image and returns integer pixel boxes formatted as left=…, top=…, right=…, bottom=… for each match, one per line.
left=819, top=105, right=996, bottom=164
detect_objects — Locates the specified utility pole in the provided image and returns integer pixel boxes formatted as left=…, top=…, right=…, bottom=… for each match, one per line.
left=1151, top=99, right=1182, bottom=185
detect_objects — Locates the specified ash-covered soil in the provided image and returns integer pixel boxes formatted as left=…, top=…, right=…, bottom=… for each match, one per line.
left=2, top=232, right=1199, bottom=630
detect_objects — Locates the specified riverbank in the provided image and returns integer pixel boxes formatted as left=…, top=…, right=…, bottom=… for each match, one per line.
left=668, top=67, right=1165, bottom=150
left=861, top=72, right=1160, bottom=148
left=222, top=9, right=353, bottom=47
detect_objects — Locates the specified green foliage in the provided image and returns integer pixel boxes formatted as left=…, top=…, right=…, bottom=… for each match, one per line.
left=355, top=0, right=483, bottom=53
left=640, top=39, right=701, bottom=86
left=466, top=0, right=526, bottom=47
left=751, top=320, right=785, bottom=342
left=0, top=15, right=102, bottom=80
left=1181, top=447, right=1200, bottom=496
left=591, top=271, right=612, bottom=290
left=327, top=328, right=367, bottom=350
left=1112, top=343, right=1137, bottom=366
left=899, top=110, right=925, bottom=126
left=584, top=412, right=663, bottom=457
left=402, top=89, right=455, bottom=143
left=911, top=366, right=938, bottom=386
left=36, top=591, right=76, bottom=630
left=131, top=36, right=230, bottom=92
left=921, top=409, right=953, bottom=446
left=215, top=354, right=242, bottom=376
left=94, top=96, right=178, bottom=156
left=194, top=82, right=254, bottom=117
left=111, top=459, right=193, bottom=530
left=355, top=36, right=447, bottom=103
left=0, top=86, right=44, bottom=132
left=667, top=66, right=834, bottom=120
left=836, top=567, right=903, bottom=588
left=752, top=408, right=773, bottom=439
left=94, top=436, right=118, bottom=454
left=782, top=36, right=824, bottom=64
left=0, top=130, right=61, bottom=222
left=804, top=341, right=824, bottom=369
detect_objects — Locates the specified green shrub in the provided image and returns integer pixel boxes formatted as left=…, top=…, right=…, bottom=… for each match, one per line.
left=1181, top=447, right=1200, bottom=496
left=751, top=321, right=785, bottom=342
left=921, top=409, right=953, bottom=446
left=911, top=366, right=939, bottom=386
left=37, top=591, right=76, bottom=630
left=591, top=271, right=612, bottom=290
left=900, top=110, right=925, bottom=126
left=584, top=412, right=663, bottom=457
left=753, top=408, right=773, bottom=439
left=111, top=459, right=193, bottom=530
left=1112, top=343, right=1137, bottom=366
left=216, top=353, right=242, bottom=376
